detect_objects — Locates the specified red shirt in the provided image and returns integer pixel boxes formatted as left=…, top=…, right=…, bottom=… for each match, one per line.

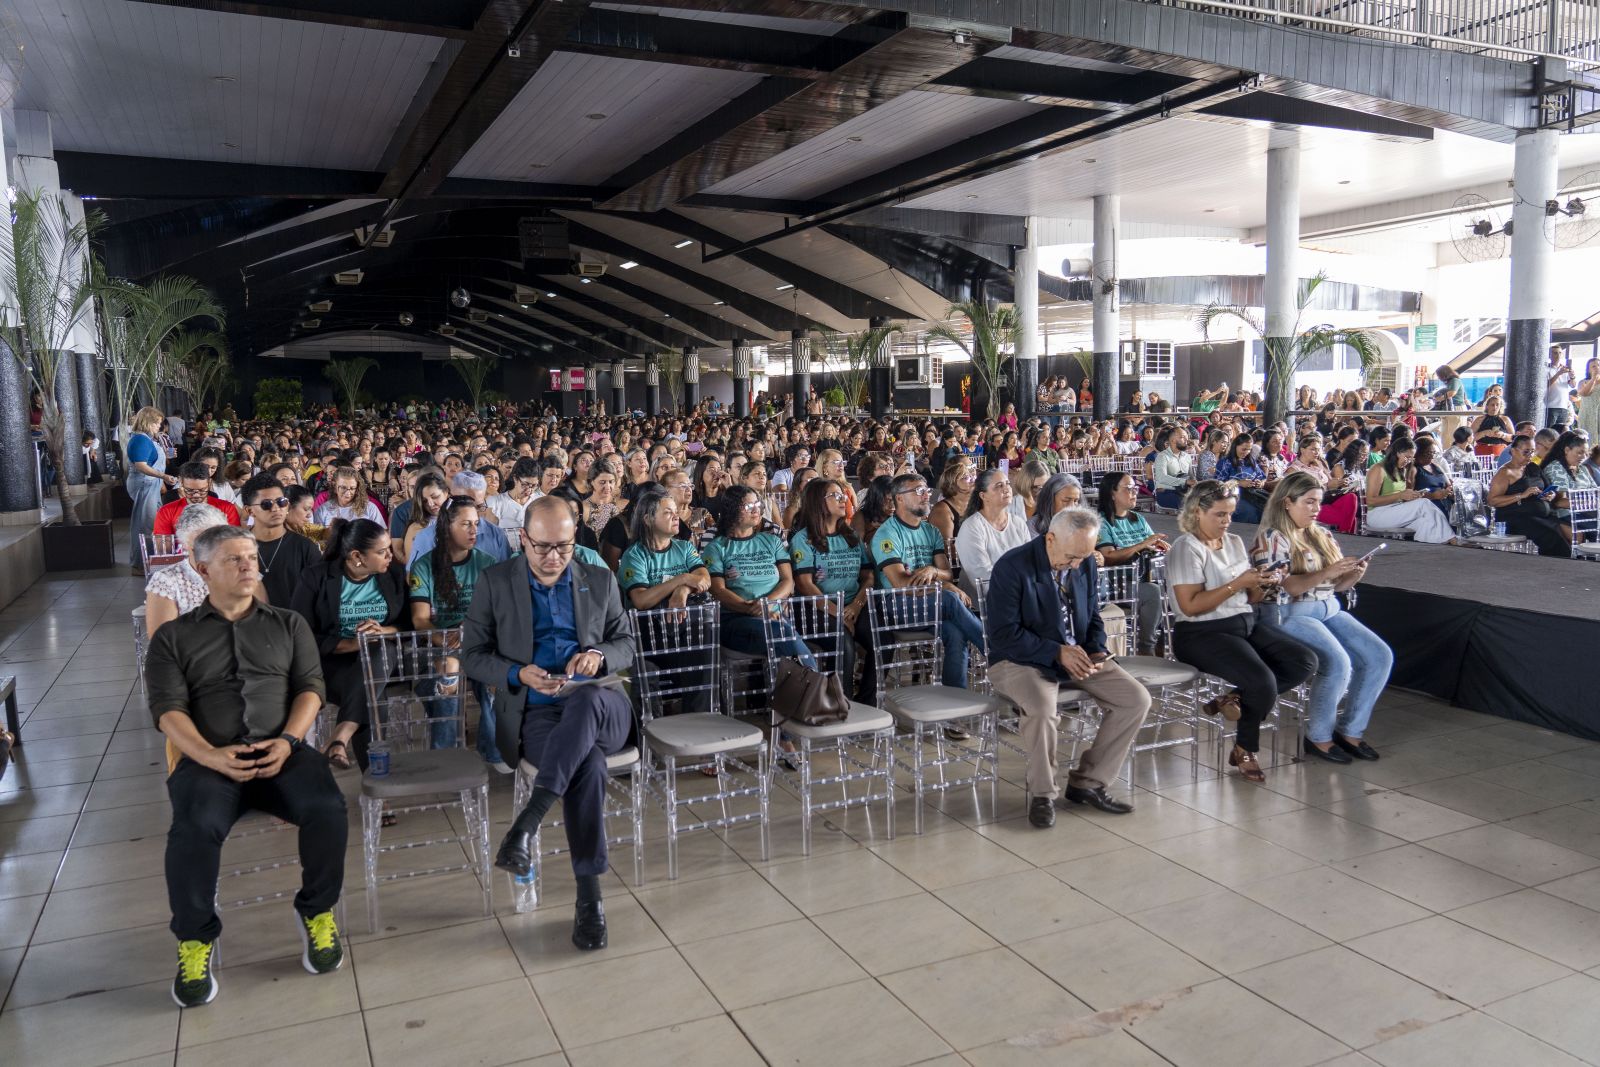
left=152, top=496, right=242, bottom=535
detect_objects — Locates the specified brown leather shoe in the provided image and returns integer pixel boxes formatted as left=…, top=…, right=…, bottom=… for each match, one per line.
left=1229, top=745, right=1265, bottom=783
left=1203, top=693, right=1242, bottom=721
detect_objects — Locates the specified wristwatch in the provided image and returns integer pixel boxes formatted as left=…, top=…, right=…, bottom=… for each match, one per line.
left=281, top=732, right=304, bottom=752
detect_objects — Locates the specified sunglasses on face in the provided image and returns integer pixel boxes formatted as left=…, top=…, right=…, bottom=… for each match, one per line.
left=254, top=498, right=291, bottom=509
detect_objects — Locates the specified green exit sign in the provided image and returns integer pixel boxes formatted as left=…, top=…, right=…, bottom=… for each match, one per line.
left=1415, top=325, right=1438, bottom=353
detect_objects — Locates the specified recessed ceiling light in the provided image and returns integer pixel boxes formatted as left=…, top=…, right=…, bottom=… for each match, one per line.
left=520, top=303, right=530, bottom=309
left=965, top=194, right=978, bottom=200
left=673, top=239, right=694, bottom=249
left=1338, top=179, right=1351, bottom=185
left=775, top=283, right=795, bottom=291
left=580, top=277, right=592, bottom=284
left=847, top=135, right=864, bottom=143
left=619, top=260, right=638, bottom=269
left=664, top=313, right=671, bottom=318
left=586, top=112, right=607, bottom=120
left=713, top=300, right=726, bottom=306
left=1085, top=158, right=1096, bottom=163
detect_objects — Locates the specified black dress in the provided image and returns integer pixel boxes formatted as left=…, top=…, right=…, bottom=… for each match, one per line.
left=1500, top=470, right=1569, bottom=557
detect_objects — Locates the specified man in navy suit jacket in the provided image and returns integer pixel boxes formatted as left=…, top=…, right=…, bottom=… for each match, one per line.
left=987, top=508, right=1151, bottom=827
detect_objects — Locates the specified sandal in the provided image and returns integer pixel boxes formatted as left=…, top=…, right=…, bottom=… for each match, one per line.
left=381, top=811, right=398, bottom=827
left=1229, top=746, right=1266, bottom=783
left=324, top=739, right=352, bottom=771
left=1202, top=693, right=1242, bottom=721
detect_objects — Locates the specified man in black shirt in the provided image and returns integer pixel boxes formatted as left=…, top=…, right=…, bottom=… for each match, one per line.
left=241, top=473, right=319, bottom=607
left=144, top=525, right=347, bottom=1009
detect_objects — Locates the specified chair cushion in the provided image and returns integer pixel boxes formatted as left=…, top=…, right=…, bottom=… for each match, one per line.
left=644, top=713, right=765, bottom=758
left=362, top=748, right=488, bottom=798
left=1465, top=534, right=1529, bottom=547
left=1115, top=655, right=1199, bottom=689
left=518, top=746, right=640, bottom=779
left=883, top=684, right=1003, bottom=724
left=781, top=701, right=894, bottom=740
left=1573, top=542, right=1600, bottom=557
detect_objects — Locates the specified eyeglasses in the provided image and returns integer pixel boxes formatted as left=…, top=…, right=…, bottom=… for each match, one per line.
left=825, top=492, right=847, bottom=502
left=741, top=501, right=764, bottom=512
left=253, top=498, right=291, bottom=509
left=525, top=541, right=575, bottom=558
left=897, top=486, right=932, bottom=497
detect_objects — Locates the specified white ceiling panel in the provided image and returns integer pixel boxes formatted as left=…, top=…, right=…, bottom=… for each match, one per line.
left=905, top=119, right=1600, bottom=230
left=591, top=3, right=848, bottom=35
left=702, top=90, right=1044, bottom=200
left=450, top=52, right=760, bottom=183
left=0, top=0, right=443, bottom=168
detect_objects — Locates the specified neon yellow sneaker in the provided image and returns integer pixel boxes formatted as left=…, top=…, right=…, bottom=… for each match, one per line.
left=172, top=939, right=218, bottom=1008
left=297, top=909, right=344, bottom=974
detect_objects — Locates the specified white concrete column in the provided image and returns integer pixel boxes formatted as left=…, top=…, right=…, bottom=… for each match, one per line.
left=1014, top=216, right=1040, bottom=420
left=1091, top=194, right=1120, bottom=420
left=1506, top=128, right=1559, bottom=427
left=1265, top=137, right=1301, bottom=427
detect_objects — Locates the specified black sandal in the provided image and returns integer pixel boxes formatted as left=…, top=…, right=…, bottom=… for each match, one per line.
left=324, top=739, right=352, bottom=770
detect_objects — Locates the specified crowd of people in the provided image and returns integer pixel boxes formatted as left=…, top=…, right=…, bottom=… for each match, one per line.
left=125, top=359, right=1600, bottom=1009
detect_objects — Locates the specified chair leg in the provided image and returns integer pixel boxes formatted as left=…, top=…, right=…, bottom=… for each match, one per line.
left=913, top=724, right=926, bottom=836
left=665, top=756, right=679, bottom=881
left=757, top=743, right=770, bottom=863
left=475, top=785, right=493, bottom=916
left=361, top=796, right=382, bottom=934
left=881, top=730, right=896, bottom=841
left=629, top=767, right=645, bottom=888
left=798, top=737, right=813, bottom=858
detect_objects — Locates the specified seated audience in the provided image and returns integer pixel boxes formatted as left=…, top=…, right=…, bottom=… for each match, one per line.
left=703, top=486, right=817, bottom=667
left=1364, top=441, right=1456, bottom=543
left=241, top=474, right=321, bottom=607
left=146, top=504, right=231, bottom=633
left=1093, top=471, right=1168, bottom=656
left=153, top=461, right=242, bottom=534
left=954, top=468, right=1032, bottom=586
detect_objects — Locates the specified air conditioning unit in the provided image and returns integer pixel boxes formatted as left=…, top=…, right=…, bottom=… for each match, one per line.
left=299, top=318, right=321, bottom=329
left=467, top=309, right=489, bottom=324
left=514, top=285, right=540, bottom=305
left=438, top=324, right=457, bottom=337
left=333, top=269, right=364, bottom=286
left=308, top=300, right=333, bottom=313
left=353, top=226, right=395, bottom=247
left=572, top=261, right=607, bottom=278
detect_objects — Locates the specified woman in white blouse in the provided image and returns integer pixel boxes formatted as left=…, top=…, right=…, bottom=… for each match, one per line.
left=955, top=468, right=1033, bottom=588
left=1166, top=481, right=1316, bottom=783
left=144, top=504, right=229, bottom=634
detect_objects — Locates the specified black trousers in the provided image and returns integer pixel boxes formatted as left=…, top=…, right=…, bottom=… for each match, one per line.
left=165, top=747, right=348, bottom=942
left=1173, top=615, right=1316, bottom=752
left=519, top=685, right=634, bottom=878
left=324, top=651, right=376, bottom=768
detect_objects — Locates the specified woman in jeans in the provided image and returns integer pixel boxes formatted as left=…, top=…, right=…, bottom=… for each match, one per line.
left=1251, top=473, right=1389, bottom=764
left=1167, top=481, right=1316, bottom=783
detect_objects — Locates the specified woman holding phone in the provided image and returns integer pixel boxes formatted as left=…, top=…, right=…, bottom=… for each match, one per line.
left=1364, top=441, right=1456, bottom=544
left=1166, top=481, right=1316, bottom=783
left=1488, top=435, right=1573, bottom=556
left=1252, top=473, right=1390, bottom=764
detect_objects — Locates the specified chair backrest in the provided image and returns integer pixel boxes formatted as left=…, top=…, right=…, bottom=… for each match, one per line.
left=1476, top=454, right=1499, bottom=475
left=867, top=585, right=943, bottom=686
left=358, top=628, right=465, bottom=750
left=1098, top=563, right=1140, bottom=617
left=629, top=602, right=720, bottom=720
left=760, top=592, right=844, bottom=691
left=140, top=533, right=183, bottom=572
left=1569, top=487, right=1600, bottom=553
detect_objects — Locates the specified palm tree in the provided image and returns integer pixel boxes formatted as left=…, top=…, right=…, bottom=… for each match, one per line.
left=0, top=189, right=98, bottom=525
left=927, top=300, right=1019, bottom=420
left=1197, top=272, right=1382, bottom=427
left=809, top=324, right=898, bottom=412
left=449, top=354, right=498, bottom=414
left=323, top=356, right=377, bottom=416
left=94, top=271, right=226, bottom=437
left=168, top=329, right=231, bottom=412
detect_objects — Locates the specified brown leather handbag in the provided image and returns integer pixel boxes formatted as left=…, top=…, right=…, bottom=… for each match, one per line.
left=771, top=658, right=850, bottom=726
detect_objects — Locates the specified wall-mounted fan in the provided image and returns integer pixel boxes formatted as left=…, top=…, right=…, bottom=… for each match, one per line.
left=1450, top=193, right=1509, bottom=262
left=1544, top=171, right=1600, bottom=249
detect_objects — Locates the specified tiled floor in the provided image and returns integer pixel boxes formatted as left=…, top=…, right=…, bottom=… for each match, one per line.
left=3, top=569, right=1600, bottom=1066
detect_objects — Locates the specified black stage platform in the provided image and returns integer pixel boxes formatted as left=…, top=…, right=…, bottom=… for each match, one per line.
left=1140, top=514, right=1600, bottom=740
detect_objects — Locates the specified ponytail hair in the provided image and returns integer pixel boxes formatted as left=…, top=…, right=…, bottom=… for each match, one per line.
left=322, top=516, right=387, bottom=564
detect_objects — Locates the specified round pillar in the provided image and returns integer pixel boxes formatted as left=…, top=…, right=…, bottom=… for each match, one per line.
left=732, top=341, right=752, bottom=417
left=791, top=329, right=810, bottom=420
left=683, top=347, right=700, bottom=411
left=1507, top=128, right=1559, bottom=428
left=1014, top=217, right=1040, bottom=422
left=1092, top=195, right=1120, bottom=421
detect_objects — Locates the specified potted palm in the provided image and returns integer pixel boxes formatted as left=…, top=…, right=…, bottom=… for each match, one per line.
left=0, top=189, right=116, bottom=568
left=927, top=300, right=1019, bottom=420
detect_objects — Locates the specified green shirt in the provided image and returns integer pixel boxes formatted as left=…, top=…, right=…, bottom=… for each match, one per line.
left=869, top=514, right=946, bottom=588
left=790, top=530, right=867, bottom=598
left=1097, top=512, right=1155, bottom=551
left=619, top=537, right=705, bottom=591
left=1192, top=397, right=1221, bottom=414
left=337, top=574, right=388, bottom=637
left=704, top=531, right=788, bottom=601
left=407, top=548, right=495, bottom=629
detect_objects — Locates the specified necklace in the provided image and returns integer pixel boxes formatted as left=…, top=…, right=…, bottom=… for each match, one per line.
left=258, top=535, right=286, bottom=575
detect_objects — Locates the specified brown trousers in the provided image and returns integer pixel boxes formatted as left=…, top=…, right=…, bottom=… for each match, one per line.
left=990, top=659, right=1152, bottom=799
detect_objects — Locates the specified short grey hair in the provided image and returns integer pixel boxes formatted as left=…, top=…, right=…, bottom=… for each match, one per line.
left=176, top=503, right=228, bottom=550
left=1047, top=506, right=1102, bottom=544
left=191, top=524, right=253, bottom=565
left=450, top=471, right=487, bottom=495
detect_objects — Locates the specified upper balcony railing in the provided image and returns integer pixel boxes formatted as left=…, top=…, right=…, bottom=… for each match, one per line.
left=1165, top=0, right=1600, bottom=66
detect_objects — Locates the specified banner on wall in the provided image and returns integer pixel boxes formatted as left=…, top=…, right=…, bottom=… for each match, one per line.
left=549, top=370, right=561, bottom=391
left=566, top=367, right=586, bottom=391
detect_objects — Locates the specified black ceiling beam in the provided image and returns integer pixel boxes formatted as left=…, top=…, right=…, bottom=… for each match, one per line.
left=677, top=192, right=820, bottom=216
left=702, top=73, right=1257, bottom=262
left=928, top=55, right=1192, bottom=109
left=58, top=152, right=381, bottom=199
left=599, top=209, right=913, bottom=320
left=563, top=8, right=840, bottom=79
left=571, top=274, right=730, bottom=343
left=374, top=0, right=593, bottom=205
left=823, top=224, right=1008, bottom=306
left=154, top=200, right=392, bottom=283
left=1194, top=91, right=1435, bottom=141
left=127, top=0, right=482, bottom=37
left=430, top=177, right=605, bottom=201
left=565, top=220, right=820, bottom=333
left=601, top=15, right=996, bottom=212
left=97, top=198, right=316, bottom=279
left=486, top=275, right=709, bottom=349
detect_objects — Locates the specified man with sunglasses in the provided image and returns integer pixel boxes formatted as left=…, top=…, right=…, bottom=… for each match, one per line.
left=463, top=497, right=635, bottom=952
left=241, top=474, right=321, bottom=607
left=153, top=461, right=242, bottom=535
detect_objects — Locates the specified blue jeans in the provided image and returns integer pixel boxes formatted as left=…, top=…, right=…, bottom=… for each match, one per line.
left=939, top=589, right=985, bottom=689
left=722, top=611, right=818, bottom=669
left=1259, top=598, right=1392, bottom=743
left=1155, top=488, right=1185, bottom=510
left=473, top=681, right=503, bottom=763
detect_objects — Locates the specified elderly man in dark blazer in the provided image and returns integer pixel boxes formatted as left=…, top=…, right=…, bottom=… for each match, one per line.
left=463, top=496, right=636, bottom=950
left=987, top=507, right=1151, bottom=829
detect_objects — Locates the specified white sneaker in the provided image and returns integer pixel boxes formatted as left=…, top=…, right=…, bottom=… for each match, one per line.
left=490, top=760, right=514, bottom=775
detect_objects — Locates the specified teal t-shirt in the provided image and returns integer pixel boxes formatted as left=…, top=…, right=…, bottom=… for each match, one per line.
left=408, top=548, right=496, bottom=628
left=338, top=574, right=389, bottom=637
left=790, top=529, right=867, bottom=599
left=619, top=537, right=705, bottom=591
left=869, top=514, right=946, bottom=588
left=574, top=544, right=605, bottom=568
left=704, top=531, right=788, bottom=601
